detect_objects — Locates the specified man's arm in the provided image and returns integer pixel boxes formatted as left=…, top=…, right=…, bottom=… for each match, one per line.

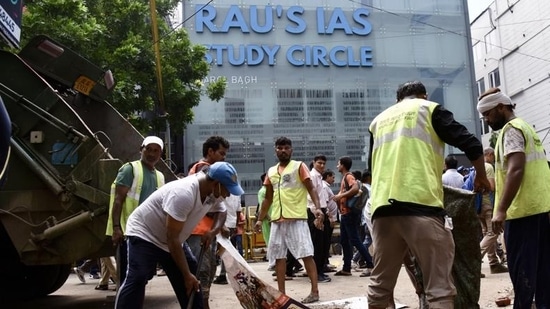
left=303, top=177, right=325, bottom=230
left=368, top=132, right=374, bottom=172
left=255, top=184, right=273, bottom=232
left=432, top=106, right=491, bottom=192
left=432, top=106, right=483, bottom=159
left=203, top=211, right=227, bottom=246
left=470, top=156, right=491, bottom=193
left=166, top=215, right=200, bottom=296
left=111, top=185, right=130, bottom=246
left=324, top=186, right=338, bottom=223
left=333, top=174, right=359, bottom=201
left=492, top=152, right=525, bottom=234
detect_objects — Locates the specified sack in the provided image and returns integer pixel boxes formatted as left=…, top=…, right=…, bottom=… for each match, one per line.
left=344, top=175, right=369, bottom=213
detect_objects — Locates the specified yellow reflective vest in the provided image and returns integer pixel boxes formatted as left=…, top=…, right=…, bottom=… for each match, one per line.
left=106, top=160, right=164, bottom=235
left=369, top=98, right=445, bottom=214
left=268, top=160, right=308, bottom=221
left=494, top=118, right=550, bottom=219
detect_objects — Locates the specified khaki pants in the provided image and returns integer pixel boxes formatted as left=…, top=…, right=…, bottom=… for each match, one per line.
left=478, top=202, right=499, bottom=265
left=99, top=256, right=118, bottom=286
left=368, top=216, right=456, bottom=308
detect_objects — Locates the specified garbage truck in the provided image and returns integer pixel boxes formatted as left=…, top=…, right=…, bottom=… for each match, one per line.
left=0, top=35, right=176, bottom=299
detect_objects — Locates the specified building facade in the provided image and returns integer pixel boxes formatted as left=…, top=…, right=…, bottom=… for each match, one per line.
left=471, top=0, right=550, bottom=154
left=179, top=0, right=479, bottom=193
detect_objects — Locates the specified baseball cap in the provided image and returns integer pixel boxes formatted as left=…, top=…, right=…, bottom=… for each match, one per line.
left=142, top=136, right=164, bottom=150
left=207, top=162, right=244, bottom=196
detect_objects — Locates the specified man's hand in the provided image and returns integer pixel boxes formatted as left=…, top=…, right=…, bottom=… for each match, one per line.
left=332, top=194, right=342, bottom=202
left=473, top=174, right=491, bottom=193
left=184, top=273, right=201, bottom=296
left=111, top=227, right=124, bottom=246
left=201, top=230, right=217, bottom=248
left=254, top=220, right=262, bottom=233
left=313, top=209, right=325, bottom=230
left=492, top=209, right=507, bottom=235
left=220, top=226, right=230, bottom=238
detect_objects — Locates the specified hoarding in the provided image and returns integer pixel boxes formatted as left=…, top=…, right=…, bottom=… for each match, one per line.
left=0, top=0, right=23, bottom=48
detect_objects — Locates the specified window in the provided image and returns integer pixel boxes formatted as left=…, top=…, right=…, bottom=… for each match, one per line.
left=472, top=41, right=484, bottom=62
left=489, top=68, right=500, bottom=88
left=476, top=78, right=485, bottom=98
left=485, top=30, right=497, bottom=53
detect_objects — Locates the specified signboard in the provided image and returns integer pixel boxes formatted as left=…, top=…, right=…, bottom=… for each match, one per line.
left=0, top=0, right=23, bottom=48
left=194, top=4, right=373, bottom=68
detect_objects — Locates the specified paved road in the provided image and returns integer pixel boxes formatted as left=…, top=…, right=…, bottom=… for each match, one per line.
left=4, top=257, right=513, bottom=308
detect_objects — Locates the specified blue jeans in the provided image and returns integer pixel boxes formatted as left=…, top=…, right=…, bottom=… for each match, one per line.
left=340, top=213, right=373, bottom=272
left=353, top=225, right=372, bottom=264
left=115, top=236, right=203, bottom=309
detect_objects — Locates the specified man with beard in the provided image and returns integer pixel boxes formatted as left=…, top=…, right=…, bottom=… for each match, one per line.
left=187, top=135, right=230, bottom=309
left=255, top=137, right=325, bottom=304
left=106, top=136, right=165, bottom=285
left=114, top=162, right=243, bottom=309
left=477, top=88, right=550, bottom=309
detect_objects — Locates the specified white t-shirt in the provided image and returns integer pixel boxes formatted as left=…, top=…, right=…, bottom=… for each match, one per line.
left=125, top=174, right=226, bottom=252
left=224, top=194, right=241, bottom=228
left=442, top=169, right=464, bottom=188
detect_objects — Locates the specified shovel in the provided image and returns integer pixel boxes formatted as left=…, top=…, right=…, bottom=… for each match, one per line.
left=186, top=244, right=206, bottom=309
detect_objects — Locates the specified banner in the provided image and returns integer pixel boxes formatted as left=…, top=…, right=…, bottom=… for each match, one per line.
left=216, top=235, right=408, bottom=308
left=216, top=235, right=309, bottom=309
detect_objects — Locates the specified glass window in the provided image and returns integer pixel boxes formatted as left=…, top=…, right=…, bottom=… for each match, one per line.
left=472, top=41, right=484, bottom=62
left=477, top=78, right=485, bottom=97
left=489, top=68, right=500, bottom=88
left=182, top=0, right=479, bottom=193
left=485, top=29, right=496, bottom=53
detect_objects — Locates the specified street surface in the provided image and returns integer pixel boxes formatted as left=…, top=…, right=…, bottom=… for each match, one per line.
left=5, top=256, right=514, bottom=308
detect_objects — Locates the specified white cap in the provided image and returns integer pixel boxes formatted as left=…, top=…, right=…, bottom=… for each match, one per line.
left=142, top=136, right=164, bottom=150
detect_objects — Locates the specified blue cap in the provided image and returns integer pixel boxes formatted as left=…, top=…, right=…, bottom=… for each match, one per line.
left=207, top=162, right=244, bottom=196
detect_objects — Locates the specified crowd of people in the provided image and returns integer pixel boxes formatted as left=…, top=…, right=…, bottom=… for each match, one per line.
left=73, top=81, right=549, bottom=309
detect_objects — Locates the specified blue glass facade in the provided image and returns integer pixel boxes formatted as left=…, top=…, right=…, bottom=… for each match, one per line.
left=181, top=0, right=477, bottom=193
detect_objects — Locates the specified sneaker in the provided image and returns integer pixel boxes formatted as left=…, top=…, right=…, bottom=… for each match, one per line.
left=490, top=263, right=509, bottom=274
left=317, top=274, right=331, bottom=283
left=351, top=261, right=360, bottom=271
left=326, top=264, right=337, bottom=270
left=212, top=275, right=228, bottom=285
left=74, top=267, right=86, bottom=283
left=293, top=265, right=304, bottom=273
left=90, top=273, right=100, bottom=280
left=94, top=284, right=109, bottom=291
left=267, top=265, right=275, bottom=271
left=359, top=269, right=372, bottom=277
left=157, top=269, right=167, bottom=276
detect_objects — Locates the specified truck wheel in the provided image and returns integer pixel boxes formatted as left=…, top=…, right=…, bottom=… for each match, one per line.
left=0, top=263, right=72, bottom=299
left=0, top=223, right=71, bottom=299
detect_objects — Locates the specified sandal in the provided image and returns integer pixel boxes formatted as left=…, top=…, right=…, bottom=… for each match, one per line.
left=334, top=270, right=352, bottom=276
left=95, top=284, right=109, bottom=290
left=301, top=293, right=319, bottom=304
left=273, top=276, right=294, bottom=281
